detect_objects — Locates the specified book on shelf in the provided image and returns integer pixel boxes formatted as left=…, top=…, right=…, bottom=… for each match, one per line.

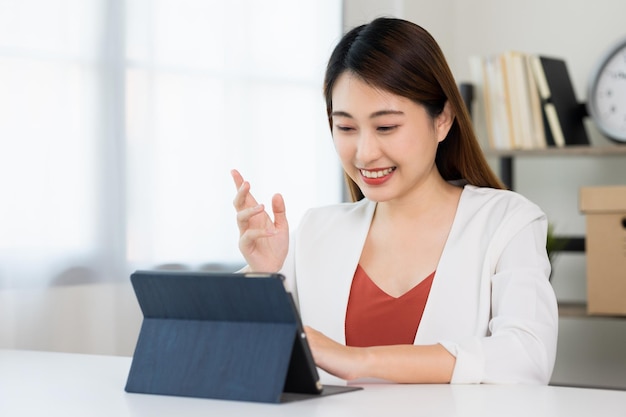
left=530, top=55, right=589, bottom=147
left=470, top=52, right=589, bottom=150
left=473, top=54, right=514, bottom=150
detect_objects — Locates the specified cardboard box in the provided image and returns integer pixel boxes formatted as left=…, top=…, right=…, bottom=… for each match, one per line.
left=580, top=186, right=626, bottom=316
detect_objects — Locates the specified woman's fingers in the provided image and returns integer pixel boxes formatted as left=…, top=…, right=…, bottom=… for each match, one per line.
left=230, top=169, right=244, bottom=189
left=231, top=169, right=259, bottom=211
left=238, top=225, right=279, bottom=249
left=235, top=203, right=265, bottom=230
left=232, top=169, right=283, bottom=234
left=230, top=169, right=290, bottom=273
left=271, top=193, right=287, bottom=230
left=232, top=177, right=250, bottom=210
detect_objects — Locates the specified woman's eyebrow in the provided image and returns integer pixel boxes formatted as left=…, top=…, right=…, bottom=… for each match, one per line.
left=331, top=110, right=353, bottom=118
left=331, top=109, right=404, bottom=119
left=370, top=110, right=404, bottom=118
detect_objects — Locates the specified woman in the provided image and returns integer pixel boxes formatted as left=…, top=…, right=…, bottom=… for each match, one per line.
left=231, top=17, right=558, bottom=385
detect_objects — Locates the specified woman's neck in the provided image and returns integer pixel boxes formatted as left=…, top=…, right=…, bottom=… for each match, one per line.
left=374, top=175, right=462, bottom=222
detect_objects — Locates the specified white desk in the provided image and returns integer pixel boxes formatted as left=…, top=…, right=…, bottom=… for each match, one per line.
left=1, top=349, right=625, bottom=417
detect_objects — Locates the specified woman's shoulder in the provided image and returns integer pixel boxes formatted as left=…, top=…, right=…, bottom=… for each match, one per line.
left=463, top=184, right=541, bottom=208
left=304, top=198, right=373, bottom=216
left=297, top=199, right=375, bottom=231
left=461, top=184, right=545, bottom=221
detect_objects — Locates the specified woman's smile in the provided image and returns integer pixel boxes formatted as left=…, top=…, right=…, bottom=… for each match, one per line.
left=359, top=167, right=396, bottom=185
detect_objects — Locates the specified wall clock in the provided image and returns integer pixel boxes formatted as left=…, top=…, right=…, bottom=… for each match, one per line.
left=587, top=35, right=626, bottom=144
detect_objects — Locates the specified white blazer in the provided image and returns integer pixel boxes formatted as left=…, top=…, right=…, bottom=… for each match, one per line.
left=279, top=185, right=558, bottom=385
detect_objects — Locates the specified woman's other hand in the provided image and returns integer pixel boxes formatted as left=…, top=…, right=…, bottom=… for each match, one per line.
left=231, top=169, right=289, bottom=273
left=304, top=325, right=455, bottom=383
left=304, top=326, right=364, bottom=381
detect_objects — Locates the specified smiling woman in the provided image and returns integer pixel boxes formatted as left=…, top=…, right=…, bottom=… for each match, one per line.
left=231, top=17, right=558, bottom=385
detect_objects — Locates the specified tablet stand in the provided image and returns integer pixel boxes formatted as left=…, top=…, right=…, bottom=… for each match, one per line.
left=125, top=317, right=299, bottom=403
left=124, top=271, right=324, bottom=404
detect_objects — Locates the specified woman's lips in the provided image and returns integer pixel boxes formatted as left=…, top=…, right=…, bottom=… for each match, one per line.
left=359, top=167, right=396, bottom=185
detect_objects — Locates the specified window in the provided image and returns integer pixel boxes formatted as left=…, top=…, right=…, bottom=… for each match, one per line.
left=0, top=0, right=343, bottom=288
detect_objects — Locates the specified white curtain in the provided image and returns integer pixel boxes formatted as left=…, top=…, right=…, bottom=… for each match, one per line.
left=0, top=0, right=343, bottom=289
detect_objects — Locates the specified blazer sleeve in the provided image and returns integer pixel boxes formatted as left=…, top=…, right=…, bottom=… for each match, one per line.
left=441, top=215, right=559, bottom=384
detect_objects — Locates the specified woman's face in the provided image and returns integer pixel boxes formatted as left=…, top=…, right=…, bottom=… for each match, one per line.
left=331, top=72, right=452, bottom=203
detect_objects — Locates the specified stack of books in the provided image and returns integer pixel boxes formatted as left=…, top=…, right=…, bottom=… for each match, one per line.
left=470, top=52, right=589, bottom=150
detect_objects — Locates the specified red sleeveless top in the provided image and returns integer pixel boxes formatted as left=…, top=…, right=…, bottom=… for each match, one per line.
left=345, top=265, right=435, bottom=347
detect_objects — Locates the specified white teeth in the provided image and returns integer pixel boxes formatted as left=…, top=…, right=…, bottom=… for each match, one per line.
left=360, top=167, right=395, bottom=178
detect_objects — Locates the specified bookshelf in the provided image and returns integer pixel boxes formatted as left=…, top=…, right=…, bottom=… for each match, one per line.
left=485, top=145, right=626, bottom=188
left=486, top=145, right=626, bottom=322
left=484, top=145, right=626, bottom=253
left=485, top=144, right=626, bottom=158
left=471, top=49, right=626, bottom=254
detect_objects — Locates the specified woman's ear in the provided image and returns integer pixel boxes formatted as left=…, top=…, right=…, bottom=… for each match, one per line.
left=435, top=101, right=454, bottom=143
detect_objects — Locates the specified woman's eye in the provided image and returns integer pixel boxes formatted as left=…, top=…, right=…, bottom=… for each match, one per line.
left=377, top=125, right=397, bottom=133
left=335, top=125, right=355, bottom=132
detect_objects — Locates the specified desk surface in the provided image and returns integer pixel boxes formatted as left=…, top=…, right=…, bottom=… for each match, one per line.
left=1, top=349, right=625, bottom=417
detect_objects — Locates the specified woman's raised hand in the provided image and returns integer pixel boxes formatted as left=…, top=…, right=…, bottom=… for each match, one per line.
left=231, top=169, right=289, bottom=273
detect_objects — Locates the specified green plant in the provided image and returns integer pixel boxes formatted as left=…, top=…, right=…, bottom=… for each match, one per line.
left=546, top=223, right=568, bottom=281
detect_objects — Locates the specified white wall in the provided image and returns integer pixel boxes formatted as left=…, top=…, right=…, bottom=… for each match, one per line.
left=343, top=0, right=455, bottom=54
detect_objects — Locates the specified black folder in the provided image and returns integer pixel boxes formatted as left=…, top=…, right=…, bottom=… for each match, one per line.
left=124, top=270, right=361, bottom=403
left=533, top=55, right=589, bottom=146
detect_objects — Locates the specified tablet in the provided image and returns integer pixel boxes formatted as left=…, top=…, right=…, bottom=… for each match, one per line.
left=125, top=270, right=361, bottom=403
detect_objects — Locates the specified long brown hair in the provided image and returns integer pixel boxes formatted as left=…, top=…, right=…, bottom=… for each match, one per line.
left=323, top=17, right=504, bottom=201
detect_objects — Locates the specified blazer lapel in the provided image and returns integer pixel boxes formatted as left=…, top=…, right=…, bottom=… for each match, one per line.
left=295, top=200, right=375, bottom=344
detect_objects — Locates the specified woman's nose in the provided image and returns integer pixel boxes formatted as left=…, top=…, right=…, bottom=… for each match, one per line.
left=355, top=131, right=381, bottom=163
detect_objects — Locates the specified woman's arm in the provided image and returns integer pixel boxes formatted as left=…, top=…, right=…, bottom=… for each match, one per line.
left=441, top=217, right=557, bottom=385
left=305, top=326, right=455, bottom=383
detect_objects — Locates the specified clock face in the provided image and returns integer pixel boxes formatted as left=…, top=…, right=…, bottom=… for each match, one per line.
left=589, top=41, right=626, bottom=143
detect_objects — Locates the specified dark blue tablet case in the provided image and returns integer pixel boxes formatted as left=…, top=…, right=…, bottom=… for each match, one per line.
left=124, top=270, right=361, bottom=403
